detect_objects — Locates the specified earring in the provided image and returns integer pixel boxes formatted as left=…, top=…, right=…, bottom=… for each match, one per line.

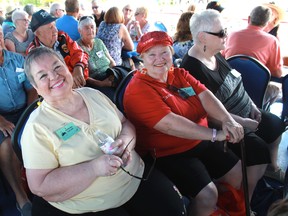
left=203, top=45, right=206, bottom=52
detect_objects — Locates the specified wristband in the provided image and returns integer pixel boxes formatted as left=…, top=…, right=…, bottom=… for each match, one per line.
left=211, top=128, right=217, bottom=142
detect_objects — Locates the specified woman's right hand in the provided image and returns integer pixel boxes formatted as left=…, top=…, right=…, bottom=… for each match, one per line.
left=93, top=154, right=123, bottom=177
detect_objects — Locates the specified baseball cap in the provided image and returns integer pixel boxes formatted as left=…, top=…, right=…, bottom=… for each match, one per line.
left=206, top=1, right=224, bottom=13
left=30, top=9, right=57, bottom=32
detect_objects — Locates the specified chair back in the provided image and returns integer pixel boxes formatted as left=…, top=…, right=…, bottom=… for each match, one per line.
left=113, top=70, right=136, bottom=115
left=227, top=54, right=271, bottom=109
left=153, top=21, right=167, bottom=32
left=282, top=74, right=288, bottom=123
left=11, top=97, right=43, bottom=163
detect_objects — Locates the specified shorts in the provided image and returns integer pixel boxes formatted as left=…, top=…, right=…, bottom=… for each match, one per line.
left=155, top=140, right=239, bottom=197
left=256, top=110, right=285, bottom=144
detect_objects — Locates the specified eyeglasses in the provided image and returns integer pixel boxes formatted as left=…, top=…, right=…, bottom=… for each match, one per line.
left=56, top=9, right=65, bottom=12
left=134, top=12, right=140, bottom=16
left=167, top=85, right=190, bottom=99
left=92, top=6, right=99, bottom=10
left=18, top=19, right=30, bottom=22
left=120, top=146, right=156, bottom=181
left=203, top=28, right=227, bottom=38
left=79, top=15, right=94, bottom=22
left=125, top=8, right=132, bottom=12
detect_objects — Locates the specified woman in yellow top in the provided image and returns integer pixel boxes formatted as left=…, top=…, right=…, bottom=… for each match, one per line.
left=21, top=47, right=186, bottom=216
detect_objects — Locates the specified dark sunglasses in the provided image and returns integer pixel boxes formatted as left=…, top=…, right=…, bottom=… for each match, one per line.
left=125, top=8, right=132, bottom=12
left=120, top=147, right=156, bottom=181
left=167, top=85, right=190, bottom=99
left=134, top=12, right=140, bottom=16
left=79, top=15, right=94, bottom=22
left=92, top=6, right=99, bottom=10
left=203, top=28, right=227, bottom=38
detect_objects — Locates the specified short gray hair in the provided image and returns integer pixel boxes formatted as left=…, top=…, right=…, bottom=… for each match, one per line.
left=25, top=47, right=66, bottom=86
left=78, top=16, right=95, bottom=30
left=189, top=9, right=221, bottom=44
left=50, top=3, right=61, bottom=15
left=12, top=10, right=28, bottom=23
left=250, top=6, right=271, bottom=27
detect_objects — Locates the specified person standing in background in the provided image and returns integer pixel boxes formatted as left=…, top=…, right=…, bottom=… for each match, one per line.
left=56, top=0, right=81, bottom=41
left=50, top=2, right=65, bottom=18
left=91, top=0, right=105, bottom=28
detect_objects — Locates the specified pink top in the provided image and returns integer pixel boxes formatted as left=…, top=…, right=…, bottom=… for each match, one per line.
left=223, top=25, right=283, bottom=77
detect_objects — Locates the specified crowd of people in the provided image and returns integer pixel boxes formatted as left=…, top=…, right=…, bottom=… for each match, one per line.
left=0, top=1, right=287, bottom=216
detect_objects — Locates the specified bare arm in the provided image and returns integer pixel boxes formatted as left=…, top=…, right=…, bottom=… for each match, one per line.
left=26, top=154, right=123, bottom=202
left=120, top=25, right=133, bottom=51
left=154, top=90, right=244, bottom=143
left=4, top=39, right=16, bottom=52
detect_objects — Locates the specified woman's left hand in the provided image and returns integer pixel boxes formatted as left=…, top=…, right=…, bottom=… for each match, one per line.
left=222, top=121, right=244, bottom=143
left=112, top=137, right=135, bottom=166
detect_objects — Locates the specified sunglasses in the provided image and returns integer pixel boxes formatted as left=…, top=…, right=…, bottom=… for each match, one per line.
left=120, top=145, right=156, bottom=181
left=167, top=85, right=190, bottom=99
left=125, top=8, right=132, bottom=12
left=134, top=12, right=140, bottom=16
left=92, top=6, right=99, bottom=10
left=79, top=15, right=94, bottom=22
left=203, top=28, right=227, bottom=38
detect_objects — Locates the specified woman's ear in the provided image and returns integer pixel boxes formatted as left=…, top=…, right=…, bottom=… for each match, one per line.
left=198, top=31, right=206, bottom=44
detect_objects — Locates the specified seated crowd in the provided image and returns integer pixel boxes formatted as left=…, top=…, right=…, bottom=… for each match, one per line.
left=0, top=1, right=287, bottom=216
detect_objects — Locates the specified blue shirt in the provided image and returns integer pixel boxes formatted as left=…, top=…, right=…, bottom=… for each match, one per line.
left=56, top=15, right=80, bottom=41
left=0, top=50, right=33, bottom=112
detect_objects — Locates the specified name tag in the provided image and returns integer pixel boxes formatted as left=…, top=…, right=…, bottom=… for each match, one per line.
left=96, top=50, right=104, bottom=58
left=18, top=73, right=26, bottom=83
left=16, top=67, right=24, bottom=73
left=55, top=122, right=80, bottom=141
left=180, top=86, right=196, bottom=97
left=231, top=69, right=241, bottom=78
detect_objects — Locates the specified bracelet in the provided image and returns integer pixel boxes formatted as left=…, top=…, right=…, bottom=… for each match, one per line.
left=211, top=128, right=217, bottom=142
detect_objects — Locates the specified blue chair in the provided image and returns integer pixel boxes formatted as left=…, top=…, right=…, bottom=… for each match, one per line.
left=281, top=74, right=288, bottom=124
left=153, top=21, right=167, bottom=32
left=227, top=54, right=271, bottom=110
left=113, top=70, right=136, bottom=115
left=11, top=97, right=43, bottom=163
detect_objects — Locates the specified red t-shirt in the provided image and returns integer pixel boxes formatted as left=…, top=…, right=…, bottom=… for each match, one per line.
left=124, top=67, right=208, bottom=157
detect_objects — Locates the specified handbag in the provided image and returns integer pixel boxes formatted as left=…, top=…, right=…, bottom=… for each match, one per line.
left=106, top=66, right=131, bottom=87
left=215, top=183, right=246, bottom=216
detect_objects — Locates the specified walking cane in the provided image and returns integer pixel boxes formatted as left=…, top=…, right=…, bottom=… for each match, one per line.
left=240, top=139, right=250, bottom=216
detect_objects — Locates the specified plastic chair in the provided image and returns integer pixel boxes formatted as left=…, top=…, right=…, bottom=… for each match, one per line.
left=11, top=97, right=43, bottom=163
left=153, top=21, right=167, bottom=32
left=282, top=74, right=288, bottom=124
left=113, top=70, right=136, bottom=115
left=226, top=54, right=271, bottom=110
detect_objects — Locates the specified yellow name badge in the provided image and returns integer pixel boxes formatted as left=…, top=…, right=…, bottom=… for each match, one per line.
left=55, top=122, right=80, bottom=141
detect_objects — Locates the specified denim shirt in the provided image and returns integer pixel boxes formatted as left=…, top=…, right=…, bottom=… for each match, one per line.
left=0, top=50, right=33, bottom=113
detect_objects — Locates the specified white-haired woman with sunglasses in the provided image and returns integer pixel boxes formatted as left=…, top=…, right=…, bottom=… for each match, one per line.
left=181, top=9, right=285, bottom=206
left=22, top=47, right=187, bottom=216
left=77, top=16, right=116, bottom=89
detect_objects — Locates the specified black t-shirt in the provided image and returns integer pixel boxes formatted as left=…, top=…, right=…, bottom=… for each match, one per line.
left=181, top=52, right=252, bottom=118
left=93, top=11, right=105, bottom=27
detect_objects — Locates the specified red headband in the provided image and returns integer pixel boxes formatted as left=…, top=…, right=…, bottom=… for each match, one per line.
left=137, top=31, right=173, bottom=54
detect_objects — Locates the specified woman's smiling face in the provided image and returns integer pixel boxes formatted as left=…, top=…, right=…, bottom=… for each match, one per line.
left=141, top=45, right=173, bottom=78
left=31, top=54, right=73, bottom=102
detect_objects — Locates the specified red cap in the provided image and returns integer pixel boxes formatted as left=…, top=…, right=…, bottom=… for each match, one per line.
left=137, top=31, right=173, bottom=54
